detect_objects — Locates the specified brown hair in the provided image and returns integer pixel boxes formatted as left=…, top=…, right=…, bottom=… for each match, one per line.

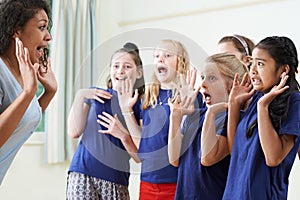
left=218, top=34, right=255, bottom=57
left=106, top=42, right=145, bottom=98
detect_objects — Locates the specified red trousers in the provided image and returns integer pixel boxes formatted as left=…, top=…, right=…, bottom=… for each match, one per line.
left=139, top=181, right=177, bottom=200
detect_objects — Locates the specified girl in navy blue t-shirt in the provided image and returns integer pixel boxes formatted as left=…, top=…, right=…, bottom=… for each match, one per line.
left=67, top=43, right=145, bottom=199
left=117, top=39, right=192, bottom=199
left=224, top=36, right=300, bottom=200
left=168, top=53, right=248, bottom=200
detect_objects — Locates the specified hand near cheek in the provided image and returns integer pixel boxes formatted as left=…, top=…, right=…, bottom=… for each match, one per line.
left=258, top=72, right=289, bottom=107
left=37, top=58, right=58, bottom=93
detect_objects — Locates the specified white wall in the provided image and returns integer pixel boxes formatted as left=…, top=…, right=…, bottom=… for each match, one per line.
left=116, top=0, right=300, bottom=54
left=0, top=0, right=300, bottom=199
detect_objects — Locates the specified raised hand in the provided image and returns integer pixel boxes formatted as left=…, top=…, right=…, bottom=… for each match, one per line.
left=37, top=57, right=58, bottom=94
left=180, top=69, right=199, bottom=98
left=78, top=88, right=112, bottom=103
left=228, top=73, right=255, bottom=107
left=169, top=69, right=200, bottom=116
left=117, top=79, right=138, bottom=112
left=97, top=111, right=140, bottom=162
left=15, top=37, right=39, bottom=97
left=258, top=72, right=289, bottom=107
left=97, top=112, right=129, bottom=140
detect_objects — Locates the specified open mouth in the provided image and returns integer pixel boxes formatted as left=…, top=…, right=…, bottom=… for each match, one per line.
left=158, top=66, right=168, bottom=74
left=251, top=77, right=261, bottom=85
left=37, top=46, right=47, bottom=56
left=116, top=77, right=127, bottom=81
left=203, top=92, right=211, bottom=103
left=38, top=47, right=48, bottom=73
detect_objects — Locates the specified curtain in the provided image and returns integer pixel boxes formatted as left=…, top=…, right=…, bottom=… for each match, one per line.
left=46, top=0, right=98, bottom=163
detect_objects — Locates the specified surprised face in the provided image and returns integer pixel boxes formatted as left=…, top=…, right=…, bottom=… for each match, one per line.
left=110, top=52, right=142, bottom=91
left=200, top=63, right=229, bottom=106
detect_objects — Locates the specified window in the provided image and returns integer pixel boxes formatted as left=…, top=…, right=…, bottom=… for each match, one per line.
left=35, top=83, right=45, bottom=132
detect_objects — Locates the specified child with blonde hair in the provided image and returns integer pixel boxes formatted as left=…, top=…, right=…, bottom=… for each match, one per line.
left=115, top=39, right=199, bottom=199
left=168, top=53, right=248, bottom=199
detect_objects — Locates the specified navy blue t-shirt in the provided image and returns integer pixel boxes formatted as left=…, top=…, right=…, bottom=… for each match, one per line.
left=138, top=89, right=177, bottom=183
left=69, top=88, right=141, bottom=186
left=223, top=91, right=300, bottom=200
left=175, top=106, right=230, bottom=200
left=138, top=89, right=205, bottom=184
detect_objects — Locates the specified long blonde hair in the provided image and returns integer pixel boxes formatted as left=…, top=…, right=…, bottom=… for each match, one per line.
left=142, top=39, right=190, bottom=109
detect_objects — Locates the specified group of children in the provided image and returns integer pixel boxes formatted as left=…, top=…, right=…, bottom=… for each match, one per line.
left=66, top=35, right=300, bottom=200
left=0, top=1, right=297, bottom=199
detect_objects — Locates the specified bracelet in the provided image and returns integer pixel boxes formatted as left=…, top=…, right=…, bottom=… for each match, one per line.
left=122, top=111, right=134, bottom=116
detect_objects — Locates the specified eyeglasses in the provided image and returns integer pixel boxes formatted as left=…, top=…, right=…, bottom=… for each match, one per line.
left=39, top=48, right=48, bottom=74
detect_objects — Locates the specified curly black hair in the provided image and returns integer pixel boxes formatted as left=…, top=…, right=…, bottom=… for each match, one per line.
left=246, top=36, right=300, bottom=138
left=0, top=0, right=51, bottom=54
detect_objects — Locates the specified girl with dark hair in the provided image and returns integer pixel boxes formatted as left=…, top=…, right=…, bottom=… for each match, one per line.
left=67, top=43, right=145, bottom=199
left=0, top=0, right=57, bottom=185
left=224, top=36, right=300, bottom=200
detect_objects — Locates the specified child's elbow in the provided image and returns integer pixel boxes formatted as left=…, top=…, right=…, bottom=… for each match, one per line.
left=68, top=129, right=81, bottom=138
left=169, top=159, right=179, bottom=167
left=201, top=157, right=214, bottom=167
left=265, top=158, right=281, bottom=167
left=132, top=156, right=141, bottom=163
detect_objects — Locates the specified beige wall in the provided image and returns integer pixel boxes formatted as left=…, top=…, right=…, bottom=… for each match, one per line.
left=1, top=0, right=300, bottom=199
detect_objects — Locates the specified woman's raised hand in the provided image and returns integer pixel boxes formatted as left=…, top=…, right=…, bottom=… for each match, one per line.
left=15, top=37, right=39, bottom=97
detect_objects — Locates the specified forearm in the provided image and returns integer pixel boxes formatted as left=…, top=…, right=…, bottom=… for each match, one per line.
left=168, top=113, right=183, bottom=167
left=0, top=91, right=35, bottom=147
left=227, top=102, right=241, bottom=154
left=201, top=136, right=229, bottom=166
left=68, top=91, right=89, bottom=138
left=122, top=113, right=142, bottom=148
left=258, top=104, right=294, bottom=166
left=119, top=132, right=141, bottom=163
left=201, top=112, right=219, bottom=164
left=38, top=87, right=57, bottom=112
left=201, top=110, right=229, bottom=165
